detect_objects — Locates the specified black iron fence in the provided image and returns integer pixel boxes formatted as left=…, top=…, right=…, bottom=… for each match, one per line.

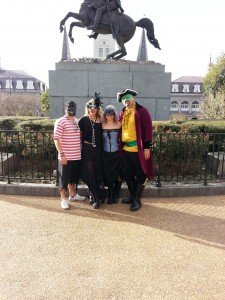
left=0, top=130, right=225, bottom=186
left=0, top=130, right=57, bottom=184
left=154, top=132, right=225, bottom=186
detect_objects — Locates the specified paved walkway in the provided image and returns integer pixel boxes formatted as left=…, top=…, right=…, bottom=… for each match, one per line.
left=1, top=194, right=225, bottom=300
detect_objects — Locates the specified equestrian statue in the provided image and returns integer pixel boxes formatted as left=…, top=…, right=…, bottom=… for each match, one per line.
left=59, top=0, right=161, bottom=60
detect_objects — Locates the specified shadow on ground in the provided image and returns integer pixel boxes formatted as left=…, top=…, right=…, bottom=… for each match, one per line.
left=1, top=194, right=225, bottom=251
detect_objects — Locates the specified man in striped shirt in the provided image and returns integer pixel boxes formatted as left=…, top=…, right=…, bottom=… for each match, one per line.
left=54, top=101, right=85, bottom=209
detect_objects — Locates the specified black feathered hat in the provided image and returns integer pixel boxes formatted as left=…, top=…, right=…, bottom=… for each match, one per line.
left=117, top=89, right=138, bottom=102
left=93, top=92, right=103, bottom=109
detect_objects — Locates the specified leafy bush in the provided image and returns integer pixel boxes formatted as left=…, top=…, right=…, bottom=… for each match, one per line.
left=0, top=118, right=20, bottom=130
left=0, top=116, right=55, bottom=131
left=153, top=119, right=225, bottom=134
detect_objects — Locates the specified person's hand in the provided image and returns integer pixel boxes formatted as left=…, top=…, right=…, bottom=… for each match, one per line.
left=144, top=149, right=150, bottom=160
left=60, top=155, right=67, bottom=165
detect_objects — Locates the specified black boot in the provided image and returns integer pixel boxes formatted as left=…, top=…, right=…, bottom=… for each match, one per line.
left=91, top=189, right=100, bottom=209
left=107, top=186, right=114, bottom=205
left=112, top=180, right=122, bottom=204
left=89, top=190, right=94, bottom=205
left=122, top=178, right=137, bottom=204
left=130, top=184, right=145, bottom=212
left=93, top=199, right=99, bottom=209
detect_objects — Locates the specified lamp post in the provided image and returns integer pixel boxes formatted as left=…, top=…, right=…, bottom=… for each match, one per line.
left=9, top=71, right=12, bottom=95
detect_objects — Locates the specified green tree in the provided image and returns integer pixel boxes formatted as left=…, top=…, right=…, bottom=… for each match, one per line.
left=203, top=53, right=225, bottom=96
left=202, top=53, right=225, bottom=119
left=200, top=94, right=225, bottom=119
left=40, top=89, right=49, bottom=112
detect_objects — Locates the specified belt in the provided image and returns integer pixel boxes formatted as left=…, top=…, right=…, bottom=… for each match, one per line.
left=84, top=141, right=96, bottom=147
left=124, top=140, right=137, bottom=147
left=84, top=141, right=92, bottom=145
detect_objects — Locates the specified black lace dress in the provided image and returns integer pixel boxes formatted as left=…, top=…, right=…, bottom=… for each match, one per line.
left=78, top=116, right=105, bottom=204
left=102, top=129, right=121, bottom=187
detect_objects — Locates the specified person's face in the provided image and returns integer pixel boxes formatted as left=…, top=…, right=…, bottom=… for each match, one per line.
left=121, top=94, right=135, bottom=108
left=105, top=110, right=115, bottom=120
left=87, top=100, right=97, bottom=114
left=66, top=107, right=76, bottom=116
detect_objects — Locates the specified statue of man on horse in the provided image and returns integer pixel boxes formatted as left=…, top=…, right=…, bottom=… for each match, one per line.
left=59, top=0, right=161, bottom=60
left=88, top=0, right=124, bottom=31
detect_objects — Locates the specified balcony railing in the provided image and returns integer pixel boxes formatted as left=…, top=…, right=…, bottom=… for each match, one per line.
left=0, top=130, right=225, bottom=186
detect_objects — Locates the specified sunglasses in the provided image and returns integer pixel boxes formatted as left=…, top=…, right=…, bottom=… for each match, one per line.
left=105, top=110, right=115, bottom=116
left=87, top=102, right=97, bottom=109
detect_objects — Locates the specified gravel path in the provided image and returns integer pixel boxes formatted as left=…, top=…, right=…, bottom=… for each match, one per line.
left=1, top=194, right=225, bottom=300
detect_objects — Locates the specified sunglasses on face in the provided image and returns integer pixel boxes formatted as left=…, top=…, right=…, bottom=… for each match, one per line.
left=105, top=110, right=115, bottom=116
left=87, top=102, right=97, bottom=109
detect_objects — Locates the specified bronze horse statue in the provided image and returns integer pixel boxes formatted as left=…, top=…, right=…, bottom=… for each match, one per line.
left=60, top=0, right=161, bottom=60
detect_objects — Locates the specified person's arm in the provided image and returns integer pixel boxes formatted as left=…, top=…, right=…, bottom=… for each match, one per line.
left=54, top=119, right=67, bottom=165
left=54, top=138, right=67, bottom=165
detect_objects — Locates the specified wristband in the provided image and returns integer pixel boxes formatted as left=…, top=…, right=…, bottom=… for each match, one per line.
left=143, top=141, right=153, bottom=151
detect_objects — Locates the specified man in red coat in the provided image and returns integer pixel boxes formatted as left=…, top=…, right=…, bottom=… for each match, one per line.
left=117, top=89, right=154, bottom=211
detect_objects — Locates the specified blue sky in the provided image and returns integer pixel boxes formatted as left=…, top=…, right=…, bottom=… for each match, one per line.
left=0, top=0, right=224, bottom=85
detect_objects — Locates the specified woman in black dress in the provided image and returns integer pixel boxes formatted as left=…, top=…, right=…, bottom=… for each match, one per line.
left=102, top=105, right=122, bottom=204
left=78, top=93, right=105, bottom=209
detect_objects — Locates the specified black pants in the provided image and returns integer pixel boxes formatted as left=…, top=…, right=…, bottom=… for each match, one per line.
left=122, top=150, right=146, bottom=185
left=58, top=160, right=81, bottom=191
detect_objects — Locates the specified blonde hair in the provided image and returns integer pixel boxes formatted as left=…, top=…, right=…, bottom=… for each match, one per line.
left=85, top=98, right=103, bottom=118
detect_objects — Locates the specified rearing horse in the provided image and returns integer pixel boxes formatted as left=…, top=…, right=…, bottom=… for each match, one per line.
left=60, top=0, right=161, bottom=60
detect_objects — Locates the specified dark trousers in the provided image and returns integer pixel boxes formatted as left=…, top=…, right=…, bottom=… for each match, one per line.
left=122, top=150, right=146, bottom=185
left=58, top=160, right=80, bottom=191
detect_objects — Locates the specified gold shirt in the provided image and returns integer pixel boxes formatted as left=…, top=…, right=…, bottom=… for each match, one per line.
left=122, top=103, right=138, bottom=152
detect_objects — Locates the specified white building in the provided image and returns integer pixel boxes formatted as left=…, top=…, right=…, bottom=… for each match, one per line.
left=93, top=34, right=115, bottom=59
left=0, top=67, right=46, bottom=116
left=170, top=76, right=205, bottom=120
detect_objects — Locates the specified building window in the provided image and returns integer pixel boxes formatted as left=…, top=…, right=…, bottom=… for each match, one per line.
left=182, top=84, right=189, bottom=93
left=17, top=80, right=23, bottom=89
left=99, top=47, right=103, bottom=58
left=5, top=79, right=12, bottom=89
left=172, top=84, right=179, bottom=93
left=193, top=84, right=201, bottom=93
left=105, top=47, right=110, bottom=57
left=170, top=101, right=178, bottom=111
left=181, top=101, right=189, bottom=111
left=191, top=101, right=199, bottom=111
left=27, top=81, right=33, bottom=90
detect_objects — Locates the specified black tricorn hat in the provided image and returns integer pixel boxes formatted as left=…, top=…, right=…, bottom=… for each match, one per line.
left=117, top=89, right=138, bottom=102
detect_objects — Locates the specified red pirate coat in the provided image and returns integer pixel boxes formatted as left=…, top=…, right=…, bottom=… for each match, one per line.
left=118, top=102, right=154, bottom=180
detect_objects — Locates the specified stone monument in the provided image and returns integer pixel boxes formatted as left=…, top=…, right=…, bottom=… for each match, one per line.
left=49, top=59, right=171, bottom=120
left=49, top=1, right=171, bottom=120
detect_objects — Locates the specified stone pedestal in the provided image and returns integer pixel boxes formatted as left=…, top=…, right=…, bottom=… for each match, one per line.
left=0, top=153, right=16, bottom=176
left=207, top=152, right=225, bottom=176
left=49, top=60, right=171, bottom=120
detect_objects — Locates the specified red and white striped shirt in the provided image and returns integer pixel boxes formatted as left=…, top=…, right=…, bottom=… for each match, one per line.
left=54, top=116, right=81, bottom=160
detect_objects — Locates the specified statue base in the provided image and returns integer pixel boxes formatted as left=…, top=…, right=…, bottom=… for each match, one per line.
left=49, top=59, right=171, bottom=120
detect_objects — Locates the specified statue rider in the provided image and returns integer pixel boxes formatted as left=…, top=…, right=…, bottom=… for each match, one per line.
left=88, top=0, right=124, bottom=31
